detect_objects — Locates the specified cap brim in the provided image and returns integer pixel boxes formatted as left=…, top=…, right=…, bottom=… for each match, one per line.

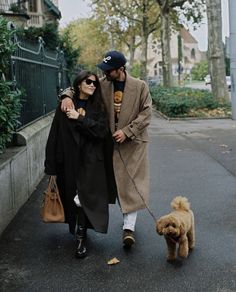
left=96, top=62, right=115, bottom=71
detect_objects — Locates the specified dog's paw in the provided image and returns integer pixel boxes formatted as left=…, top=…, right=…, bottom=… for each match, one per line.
left=189, top=241, right=195, bottom=250
left=167, top=253, right=177, bottom=261
left=167, top=256, right=176, bottom=262
left=178, top=250, right=188, bottom=258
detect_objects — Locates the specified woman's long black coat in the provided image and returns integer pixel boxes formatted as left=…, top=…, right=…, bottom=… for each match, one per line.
left=44, top=99, right=115, bottom=234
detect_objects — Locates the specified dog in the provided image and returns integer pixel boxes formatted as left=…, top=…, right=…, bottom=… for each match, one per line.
left=156, top=196, right=195, bottom=261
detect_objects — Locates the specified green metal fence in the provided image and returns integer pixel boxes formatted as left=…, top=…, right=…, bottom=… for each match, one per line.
left=10, top=31, right=70, bottom=129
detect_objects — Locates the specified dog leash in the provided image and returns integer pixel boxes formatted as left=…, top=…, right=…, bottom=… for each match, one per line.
left=115, top=142, right=157, bottom=223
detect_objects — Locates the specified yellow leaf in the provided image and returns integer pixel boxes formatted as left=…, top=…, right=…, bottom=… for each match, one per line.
left=107, top=257, right=120, bottom=265
left=220, top=144, right=228, bottom=148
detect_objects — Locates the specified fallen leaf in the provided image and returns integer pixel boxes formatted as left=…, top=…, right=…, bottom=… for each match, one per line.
left=220, top=144, right=228, bottom=148
left=107, top=257, right=120, bottom=265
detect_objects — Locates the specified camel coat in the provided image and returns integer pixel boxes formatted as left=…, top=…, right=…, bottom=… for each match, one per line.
left=61, top=73, right=152, bottom=213
left=100, top=74, right=152, bottom=213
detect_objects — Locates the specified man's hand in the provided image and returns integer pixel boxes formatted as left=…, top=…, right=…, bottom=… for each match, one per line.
left=113, top=130, right=126, bottom=143
left=61, top=97, right=74, bottom=112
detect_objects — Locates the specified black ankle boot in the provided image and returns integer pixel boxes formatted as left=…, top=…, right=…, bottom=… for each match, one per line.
left=75, top=224, right=87, bottom=258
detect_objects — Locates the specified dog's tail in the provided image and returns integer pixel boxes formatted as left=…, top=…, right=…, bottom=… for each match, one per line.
left=171, top=196, right=190, bottom=211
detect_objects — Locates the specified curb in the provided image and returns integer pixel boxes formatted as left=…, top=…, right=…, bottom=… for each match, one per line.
left=153, top=109, right=232, bottom=121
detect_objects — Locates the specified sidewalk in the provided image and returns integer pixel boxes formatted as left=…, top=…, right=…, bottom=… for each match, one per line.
left=1, top=115, right=236, bottom=292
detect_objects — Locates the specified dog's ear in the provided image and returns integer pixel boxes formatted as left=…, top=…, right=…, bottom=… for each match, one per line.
left=156, top=220, right=163, bottom=235
left=180, top=224, right=185, bottom=235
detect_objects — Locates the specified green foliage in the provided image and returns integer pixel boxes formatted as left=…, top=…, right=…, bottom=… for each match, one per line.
left=130, top=63, right=141, bottom=78
left=59, top=29, right=80, bottom=75
left=0, top=17, right=23, bottom=153
left=9, top=3, right=25, bottom=13
left=150, top=86, right=230, bottom=118
left=17, top=23, right=80, bottom=74
left=0, top=82, right=23, bottom=154
left=191, top=60, right=209, bottom=81
left=0, top=16, right=15, bottom=73
left=17, top=23, right=60, bottom=50
left=60, top=18, right=109, bottom=70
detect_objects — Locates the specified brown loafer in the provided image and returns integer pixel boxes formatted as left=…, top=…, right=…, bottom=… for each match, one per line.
left=123, top=229, right=135, bottom=248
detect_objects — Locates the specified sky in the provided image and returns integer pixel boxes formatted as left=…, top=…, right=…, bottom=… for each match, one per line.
left=58, top=0, right=229, bottom=52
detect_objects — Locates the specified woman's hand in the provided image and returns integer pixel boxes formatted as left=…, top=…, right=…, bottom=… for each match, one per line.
left=66, top=109, right=79, bottom=119
left=61, top=97, right=74, bottom=112
left=77, top=107, right=86, bottom=117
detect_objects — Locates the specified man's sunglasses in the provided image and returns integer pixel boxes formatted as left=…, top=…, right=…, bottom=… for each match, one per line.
left=85, top=78, right=98, bottom=87
left=104, top=69, right=115, bottom=75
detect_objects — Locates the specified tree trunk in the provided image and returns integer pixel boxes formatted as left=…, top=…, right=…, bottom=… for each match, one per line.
left=140, top=32, right=148, bottom=81
left=160, top=10, right=172, bottom=87
left=128, top=34, right=136, bottom=72
left=140, top=4, right=148, bottom=81
left=206, top=0, right=228, bottom=99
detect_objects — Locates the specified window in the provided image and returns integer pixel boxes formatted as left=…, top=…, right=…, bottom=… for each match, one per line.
left=28, top=0, right=37, bottom=12
left=191, top=48, right=196, bottom=59
left=154, top=63, right=158, bottom=76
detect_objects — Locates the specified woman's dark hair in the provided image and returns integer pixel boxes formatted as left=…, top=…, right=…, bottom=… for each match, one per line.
left=73, top=70, right=105, bottom=113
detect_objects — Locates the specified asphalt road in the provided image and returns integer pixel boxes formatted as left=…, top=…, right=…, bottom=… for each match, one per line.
left=1, top=114, right=236, bottom=292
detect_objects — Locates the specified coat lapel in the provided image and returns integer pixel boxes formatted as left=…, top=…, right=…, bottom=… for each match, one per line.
left=117, top=74, right=136, bottom=129
left=101, top=79, right=115, bottom=133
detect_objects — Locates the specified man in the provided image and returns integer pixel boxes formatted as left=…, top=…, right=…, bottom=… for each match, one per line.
left=60, top=51, right=152, bottom=248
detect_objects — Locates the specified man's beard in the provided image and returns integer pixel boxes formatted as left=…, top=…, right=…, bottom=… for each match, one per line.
left=105, top=74, right=113, bottom=81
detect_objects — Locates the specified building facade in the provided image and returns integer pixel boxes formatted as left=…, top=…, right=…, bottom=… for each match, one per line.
left=133, top=27, right=206, bottom=81
left=0, top=0, right=61, bottom=28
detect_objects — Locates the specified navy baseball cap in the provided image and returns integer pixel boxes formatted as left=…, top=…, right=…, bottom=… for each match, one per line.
left=97, top=51, right=127, bottom=71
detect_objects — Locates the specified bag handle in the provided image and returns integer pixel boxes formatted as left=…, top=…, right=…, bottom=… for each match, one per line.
left=47, top=176, right=59, bottom=193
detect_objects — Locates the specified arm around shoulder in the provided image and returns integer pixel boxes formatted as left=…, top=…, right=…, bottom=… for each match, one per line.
left=59, top=87, right=74, bottom=100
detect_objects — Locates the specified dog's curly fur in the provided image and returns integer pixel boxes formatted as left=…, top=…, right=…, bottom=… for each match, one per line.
left=156, top=196, right=195, bottom=261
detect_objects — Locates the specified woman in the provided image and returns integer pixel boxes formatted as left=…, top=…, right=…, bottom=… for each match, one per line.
left=44, top=70, right=112, bottom=258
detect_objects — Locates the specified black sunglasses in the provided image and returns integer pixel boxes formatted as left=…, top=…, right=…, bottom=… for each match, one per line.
left=85, top=78, right=98, bottom=87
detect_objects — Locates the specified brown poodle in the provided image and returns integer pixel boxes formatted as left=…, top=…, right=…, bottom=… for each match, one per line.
left=156, top=196, right=195, bottom=261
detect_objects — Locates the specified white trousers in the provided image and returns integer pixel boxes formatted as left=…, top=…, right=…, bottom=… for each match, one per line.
left=74, top=194, right=81, bottom=207
left=123, top=211, right=138, bottom=232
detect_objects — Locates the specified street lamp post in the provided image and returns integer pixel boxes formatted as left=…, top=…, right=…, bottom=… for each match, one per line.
left=229, top=0, right=236, bottom=119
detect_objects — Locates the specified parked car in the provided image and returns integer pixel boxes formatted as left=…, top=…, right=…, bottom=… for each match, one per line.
left=148, top=76, right=160, bottom=87
left=226, top=76, right=231, bottom=91
left=204, top=74, right=211, bottom=85
left=204, top=75, right=231, bottom=91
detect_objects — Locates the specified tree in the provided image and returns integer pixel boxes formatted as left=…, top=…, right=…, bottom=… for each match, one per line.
left=91, top=1, right=142, bottom=72
left=191, top=60, right=208, bottom=81
left=59, top=29, right=80, bottom=78
left=60, top=18, right=110, bottom=70
left=155, top=0, right=205, bottom=87
left=92, top=0, right=160, bottom=80
left=206, top=0, right=228, bottom=99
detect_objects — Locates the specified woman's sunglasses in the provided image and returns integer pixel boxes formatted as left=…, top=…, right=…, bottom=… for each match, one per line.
left=85, top=78, right=98, bottom=87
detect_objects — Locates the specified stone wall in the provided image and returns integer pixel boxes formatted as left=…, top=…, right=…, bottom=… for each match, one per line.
left=0, top=114, right=53, bottom=235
